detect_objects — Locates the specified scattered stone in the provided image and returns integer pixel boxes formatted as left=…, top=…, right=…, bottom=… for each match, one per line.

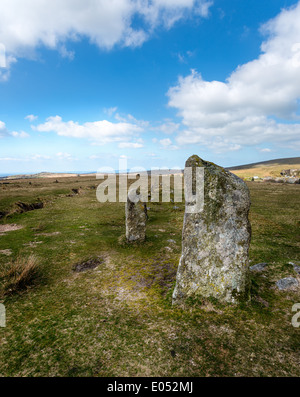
left=38, top=231, right=61, bottom=237
left=250, top=263, right=268, bottom=272
left=0, top=249, right=12, bottom=256
left=173, top=155, right=251, bottom=305
left=125, top=189, right=147, bottom=242
left=286, top=177, right=300, bottom=184
left=293, top=265, right=300, bottom=274
left=164, top=246, right=173, bottom=252
left=23, top=241, right=43, bottom=247
left=262, top=177, right=276, bottom=183
left=280, top=169, right=300, bottom=177
left=173, top=206, right=179, bottom=210
left=276, top=277, right=299, bottom=290
left=288, top=262, right=300, bottom=274
left=72, top=188, right=82, bottom=195
left=254, top=296, right=269, bottom=307
left=263, top=175, right=299, bottom=184
left=73, top=257, right=104, bottom=272
left=167, top=239, right=176, bottom=244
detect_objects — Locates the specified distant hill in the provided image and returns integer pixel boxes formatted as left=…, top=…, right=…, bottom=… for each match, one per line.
left=0, top=172, right=80, bottom=180
left=227, top=157, right=300, bottom=178
left=1, top=158, right=299, bottom=181
left=228, top=157, right=300, bottom=170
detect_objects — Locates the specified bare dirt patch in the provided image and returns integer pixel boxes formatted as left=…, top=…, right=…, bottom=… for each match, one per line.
left=0, top=249, right=12, bottom=256
left=72, top=257, right=104, bottom=272
left=0, top=224, right=24, bottom=235
left=38, top=232, right=61, bottom=237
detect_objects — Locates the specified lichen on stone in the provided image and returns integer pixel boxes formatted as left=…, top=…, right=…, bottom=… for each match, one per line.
left=173, top=155, right=251, bottom=305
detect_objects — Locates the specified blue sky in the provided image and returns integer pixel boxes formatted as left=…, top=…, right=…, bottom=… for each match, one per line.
left=0, top=0, right=300, bottom=174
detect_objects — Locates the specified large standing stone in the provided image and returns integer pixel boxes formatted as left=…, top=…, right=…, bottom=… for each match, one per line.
left=125, top=189, right=147, bottom=242
left=172, top=155, right=251, bottom=304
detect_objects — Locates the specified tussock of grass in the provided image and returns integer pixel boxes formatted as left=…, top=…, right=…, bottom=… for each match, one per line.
left=0, top=254, right=39, bottom=297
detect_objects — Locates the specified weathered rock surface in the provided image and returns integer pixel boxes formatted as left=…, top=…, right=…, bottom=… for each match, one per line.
left=289, top=262, right=300, bottom=274
left=125, top=189, right=147, bottom=242
left=250, top=263, right=268, bottom=272
left=276, top=277, right=299, bottom=290
left=172, top=155, right=251, bottom=304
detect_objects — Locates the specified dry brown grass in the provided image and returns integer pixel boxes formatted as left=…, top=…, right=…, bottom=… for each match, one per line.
left=230, top=162, right=300, bottom=178
left=0, top=254, right=39, bottom=297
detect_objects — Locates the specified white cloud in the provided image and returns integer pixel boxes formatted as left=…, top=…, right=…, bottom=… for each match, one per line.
left=118, top=142, right=144, bottom=148
left=0, top=154, right=51, bottom=161
left=89, top=155, right=101, bottom=160
left=104, top=107, right=118, bottom=117
left=159, top=137, right=179, bottom=150
left=157, top=121, right=180, bottom=134
left=56, top=152, right=74, bottom=160
left=168, top=2, right=300, bottom=152
left=147, top=152, right=159, bottom=157
left=160, top=138, right=172, bottom=146
left=59, top=45, right=75, bottom=60
left=31, top=154, right=51, bottom=160
left=0, top=0, right=213, bottom=69
left=0, top=157, right=21, bottom=161
left=0, top=121, right=8, bottom=137
left=0, top=120, right=30, bottom=138
left=260, top=148, right=272, bottom=153
left=34, top=115, right=143, bottom=144
left=11, top=131, right=30, bottom=138
left=25, top=114, right=38, bottom=122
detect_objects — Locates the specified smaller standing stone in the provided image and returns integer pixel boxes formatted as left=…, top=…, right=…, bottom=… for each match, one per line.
left=125, top=189, right=147, bottom=242
left=276, top=277, right=299, bottom=290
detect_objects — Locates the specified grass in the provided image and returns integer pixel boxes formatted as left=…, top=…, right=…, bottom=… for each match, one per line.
left=0, top=175, right=299, bottom=377
left=0, top=254, right=39, bottom=297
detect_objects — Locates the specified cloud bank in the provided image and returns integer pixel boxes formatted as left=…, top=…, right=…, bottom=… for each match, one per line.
left=168, top=2, right=300, bottom=151
left=0, top=0, right=212, bottom=64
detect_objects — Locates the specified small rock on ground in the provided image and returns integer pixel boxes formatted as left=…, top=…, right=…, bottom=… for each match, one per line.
left=289, top=262, right=300, bottom=274
left=250, top=263, right=268, bottom=272
left=276, top=277, right=299, bottom=290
